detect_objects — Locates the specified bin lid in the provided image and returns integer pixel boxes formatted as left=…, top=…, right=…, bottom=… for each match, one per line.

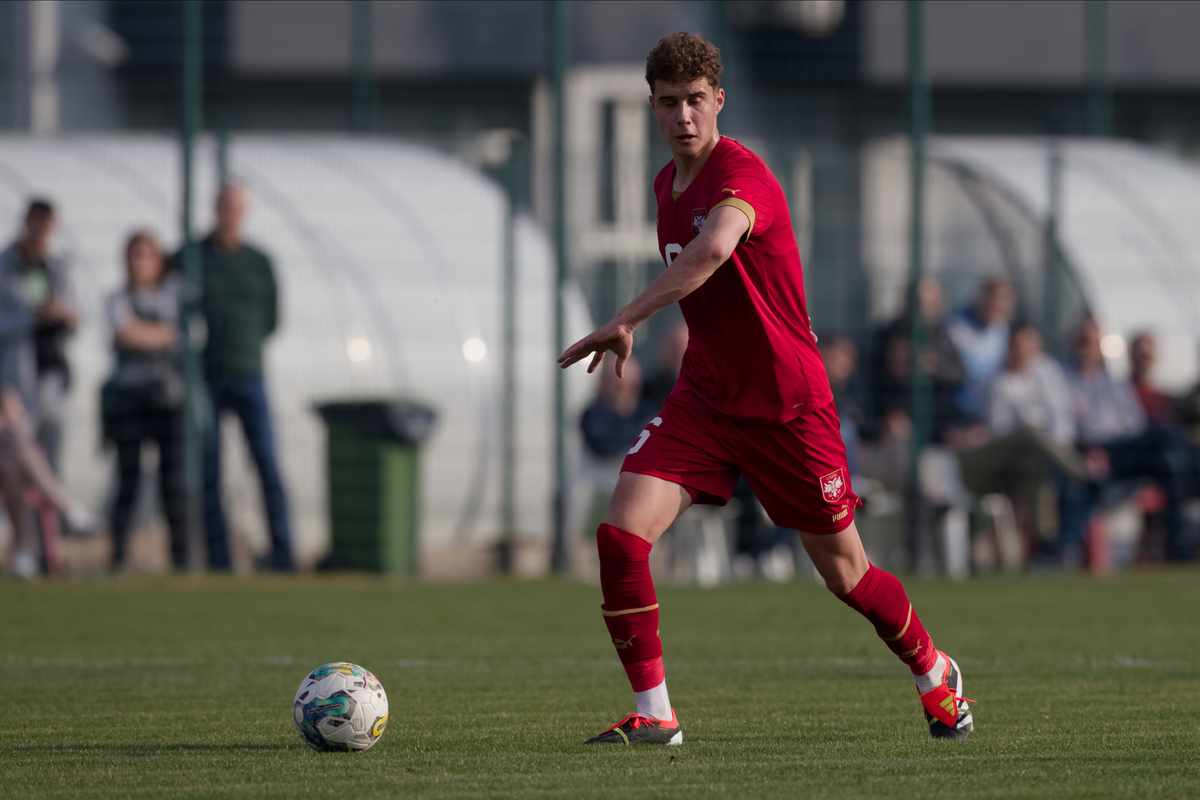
left=314, top=400, right=438, bottom=445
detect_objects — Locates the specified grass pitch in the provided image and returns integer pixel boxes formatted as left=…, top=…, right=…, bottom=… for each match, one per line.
left=1, top=571, right=1197, bottom=799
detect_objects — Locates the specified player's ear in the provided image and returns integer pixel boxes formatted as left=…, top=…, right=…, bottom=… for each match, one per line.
left=714, top=87, right=725, bottom=113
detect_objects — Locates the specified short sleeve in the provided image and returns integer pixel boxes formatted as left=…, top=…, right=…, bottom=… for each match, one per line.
left=107, top=291, right=133, bottom=334
left=707, top=159, right=775, bottom=242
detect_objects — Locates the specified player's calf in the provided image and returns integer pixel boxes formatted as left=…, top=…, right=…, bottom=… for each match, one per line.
left=836, top=563, right=975, bottom=739
left=595, top=523, right=675, bottom=722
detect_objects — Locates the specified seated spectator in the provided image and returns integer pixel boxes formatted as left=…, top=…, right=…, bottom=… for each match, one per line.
left=576, top=355, right=658, bottom=536
left=1174, top=345, right=1200, bottom=446
left=947, top=277, right=1016, bottom=418
left=102, top=232, right=188, bottom=572
left=819, top=333, right=864, bottom=480
left=1063, top=318, right=1196, bottom=562
left=641, top=322, right=688, bottom=411
left=983, top=323, right=1075, bottom=446
left=1129, top=331, right=1175, bottom=425
left=956, top=324, right=1086, bottom=500
left=582, top=355, right=659, bottom=460
left=872, top=276, right=974, bottom=444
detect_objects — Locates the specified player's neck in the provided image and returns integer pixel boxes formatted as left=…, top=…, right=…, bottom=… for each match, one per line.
left=671, top=131, right=722, bottom=193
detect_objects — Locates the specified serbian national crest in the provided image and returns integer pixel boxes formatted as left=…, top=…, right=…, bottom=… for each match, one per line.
left=819, top=468, right=847, bottom=503
left=692, top=208, right=707, bottom=235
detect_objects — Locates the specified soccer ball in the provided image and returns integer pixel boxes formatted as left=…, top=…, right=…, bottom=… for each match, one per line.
left=293, top=662, right=389, bottom=752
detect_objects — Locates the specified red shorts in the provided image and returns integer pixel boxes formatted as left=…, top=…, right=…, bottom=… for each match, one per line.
left=621, top=397, right=861, bottom=534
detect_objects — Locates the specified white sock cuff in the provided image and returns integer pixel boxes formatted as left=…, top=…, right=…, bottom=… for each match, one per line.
left=913, top=652, right=946, bottom=695
left=634, top=678, right=671, bottom=721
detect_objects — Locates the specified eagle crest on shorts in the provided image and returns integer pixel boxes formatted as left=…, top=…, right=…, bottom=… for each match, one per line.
left=820, top=469, right=847, bottom=503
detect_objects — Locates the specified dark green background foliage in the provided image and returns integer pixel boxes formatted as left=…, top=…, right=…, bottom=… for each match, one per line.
left=1, top=573, right=1197, bottom=798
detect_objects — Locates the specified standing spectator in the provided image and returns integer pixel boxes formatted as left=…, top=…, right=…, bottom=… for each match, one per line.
left=1063, top=318, right=1196, bottom=561
left=1129, top=331, right=1175, bottom=425
left=102, top=232, right=188, bottom=572
left=0, top=200, right=79, bottom=448
left=947, top=277, right=1016, bottom=418
left=192, top=184, right=293, bottom=571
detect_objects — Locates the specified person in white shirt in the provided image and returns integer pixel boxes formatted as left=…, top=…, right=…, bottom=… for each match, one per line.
left=983, top=323, right=1075, bottom=446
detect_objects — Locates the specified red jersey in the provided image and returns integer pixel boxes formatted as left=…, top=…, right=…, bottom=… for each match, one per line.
left=655, top=137, right=831, bottom=424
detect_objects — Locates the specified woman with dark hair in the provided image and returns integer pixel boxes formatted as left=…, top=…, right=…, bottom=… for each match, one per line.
left=102, top=232, right=187, bottom=571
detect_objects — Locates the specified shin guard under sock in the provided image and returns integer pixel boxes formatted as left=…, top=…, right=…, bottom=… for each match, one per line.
left=597, top=523, right=664, bottom=692
left=838, top=564, right=938, bottom=674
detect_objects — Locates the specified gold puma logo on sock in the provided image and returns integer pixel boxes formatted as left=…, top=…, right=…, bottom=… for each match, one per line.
left=612, top=635, right=637, bottom=650
left=900, top=639, right=923, bottom=660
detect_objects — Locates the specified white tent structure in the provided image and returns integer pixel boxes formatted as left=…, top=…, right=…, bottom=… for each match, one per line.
left=0, top=135, right=594, bottom=568
left=864, top=137, right=1200, bottom=389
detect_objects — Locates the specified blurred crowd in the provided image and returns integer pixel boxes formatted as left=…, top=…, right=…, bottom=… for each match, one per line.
left=831, top=276, right=1200, bottom=572
left=580, top=275, right=1200, bottom=579
left=0, top=187, right=293, bottom=578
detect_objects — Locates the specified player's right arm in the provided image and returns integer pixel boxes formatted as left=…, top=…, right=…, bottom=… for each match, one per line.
left=557, top=204, right=749, bottom=377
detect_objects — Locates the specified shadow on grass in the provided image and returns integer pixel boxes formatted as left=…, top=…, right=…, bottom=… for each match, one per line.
left=3, top=743, right=299, bottom=755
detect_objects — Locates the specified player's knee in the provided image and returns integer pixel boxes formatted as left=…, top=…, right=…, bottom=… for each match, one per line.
left=819, top=567, right=859, bottom=597
left=599, top=510, right=668, bottom=544
left=808, top=548, right=868, bottom=595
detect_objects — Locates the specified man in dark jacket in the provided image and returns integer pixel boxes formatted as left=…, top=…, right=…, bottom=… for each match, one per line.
left=196, top=183, right=293, bottom=571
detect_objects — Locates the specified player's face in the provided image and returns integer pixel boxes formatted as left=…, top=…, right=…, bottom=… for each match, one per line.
left=22, top=213, right=53, bottom=260
left=649, top=78, right=724, bottom=160
left=216, top=185, right=247, bottom=235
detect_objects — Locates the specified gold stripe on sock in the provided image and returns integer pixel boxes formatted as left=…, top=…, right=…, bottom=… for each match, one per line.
left=600, top=603, right=660, bottom=617
left=882, top=604, right=913, bottom=642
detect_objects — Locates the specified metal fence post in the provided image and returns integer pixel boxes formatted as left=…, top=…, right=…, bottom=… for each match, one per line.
left=1043, top=141, right=1065, bottom=357
left=1085, top=0, right=1111, bottom=137
left=351, top=0, right=377, bottom=132
left=180, top=0, right=204, bottom=566
left=907, top=0, right=932, bottom=571
left=496, top=138, right=524, bottom=573
left=550, top=0, right=571, bottom=574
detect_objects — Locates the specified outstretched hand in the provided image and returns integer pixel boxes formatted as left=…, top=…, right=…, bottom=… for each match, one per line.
left=557, top=318, right=635, bottom=377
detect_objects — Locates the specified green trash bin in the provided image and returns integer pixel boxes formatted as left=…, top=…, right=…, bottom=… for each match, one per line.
left=315, top=400, right=437, bottom=574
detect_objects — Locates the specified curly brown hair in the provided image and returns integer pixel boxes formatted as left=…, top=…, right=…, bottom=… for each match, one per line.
left=645, top=31, right=723, bottom=92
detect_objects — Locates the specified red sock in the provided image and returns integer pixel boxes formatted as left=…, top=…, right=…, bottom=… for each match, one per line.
left=597, top=523, right=664, bottom=691
left=838, top=564, right=938, bottom=674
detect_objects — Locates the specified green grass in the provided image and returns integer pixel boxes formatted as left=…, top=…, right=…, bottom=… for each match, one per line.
left=1, top=571, right=1198, bottom=799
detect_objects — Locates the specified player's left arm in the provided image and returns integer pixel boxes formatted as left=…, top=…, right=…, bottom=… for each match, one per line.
left=558, top=204, right=750, bottom=376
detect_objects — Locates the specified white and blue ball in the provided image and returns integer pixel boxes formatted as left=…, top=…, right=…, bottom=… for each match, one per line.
left=293, top=662, right=389, bottom=752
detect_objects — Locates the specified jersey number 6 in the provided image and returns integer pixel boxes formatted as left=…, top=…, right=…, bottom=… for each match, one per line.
left=628, top=416, right=664, bottom=455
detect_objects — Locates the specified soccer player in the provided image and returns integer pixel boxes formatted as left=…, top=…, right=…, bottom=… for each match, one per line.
left=558, top=32, right=974, bottom=745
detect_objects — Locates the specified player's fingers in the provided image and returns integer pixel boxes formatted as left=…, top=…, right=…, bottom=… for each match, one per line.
left=614, top=352, right=627, bottom=379
left=557, top=337, right=591, bottom=365
left=586, top=351, right=605, bottom=373
left=556, top=342, right=578, bottom=363
left=559, top=350, right=592, bottom=369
